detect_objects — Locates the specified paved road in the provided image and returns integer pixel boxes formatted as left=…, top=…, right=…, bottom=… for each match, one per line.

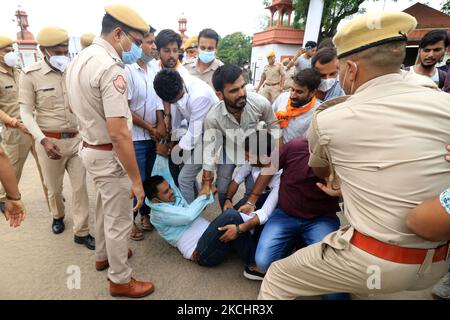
left=0, top=156, right=436, bottom=300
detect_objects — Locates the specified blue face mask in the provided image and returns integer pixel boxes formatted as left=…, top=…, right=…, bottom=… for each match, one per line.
left=121, top=33, right=142, bottom=65
left=198, top=49, right=215, bottom=64
left=141, top=51, right=154, bottom=64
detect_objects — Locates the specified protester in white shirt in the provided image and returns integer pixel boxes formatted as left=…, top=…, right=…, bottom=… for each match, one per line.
left=153, top=69, right=219, bottom=204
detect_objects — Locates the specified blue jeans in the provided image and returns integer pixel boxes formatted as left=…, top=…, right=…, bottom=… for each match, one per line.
left=195, top=209, right=257, bottom=267
left=256, top=208, right=350, bottom=300
left=133, top=140, right=156, bottom=218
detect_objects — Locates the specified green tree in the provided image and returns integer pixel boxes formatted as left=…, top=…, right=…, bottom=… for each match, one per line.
left=217, top=32, right=252, bottom=66
left=442, top=1, right=450, bottom=14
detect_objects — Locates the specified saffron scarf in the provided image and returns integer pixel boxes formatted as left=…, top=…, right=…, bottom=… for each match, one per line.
left=276, top=96, right=317, bottom=129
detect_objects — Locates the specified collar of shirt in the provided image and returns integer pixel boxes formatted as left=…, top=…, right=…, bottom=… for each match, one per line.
left=191, top=58, right=221, bottom=74
left=354, top=73, right=404, bottom=95
left=40, top=59, right=57, bottom=75
left=93, top=37, right=123, bottom=66
left=0, top=65, right=8, bottom=74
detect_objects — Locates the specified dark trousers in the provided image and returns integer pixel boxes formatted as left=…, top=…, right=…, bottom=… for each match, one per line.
left=195, top=209, right=257, bottom=267
left=133, top=140, right=156, bottom=219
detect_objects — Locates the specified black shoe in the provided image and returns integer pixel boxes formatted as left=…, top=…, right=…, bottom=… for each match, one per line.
left=0, top=201, right=5, bottom=214
left=243, top=266, right=265, bottom=281
left=52, top=218, right=65, bottom=234
left=74, top=234, right=95, bottom=250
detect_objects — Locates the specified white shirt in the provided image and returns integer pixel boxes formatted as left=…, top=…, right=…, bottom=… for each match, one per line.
left=272, top=92, right=320, bottom=144
left=176, top=216, right=210, bottom=260
left=158, top=75, right=219, bottom=151
left=409, top=66, right=440, bottom=86
left=234, top=162, right=282, bottom=225
left=125, top=63, right=158, bottom=141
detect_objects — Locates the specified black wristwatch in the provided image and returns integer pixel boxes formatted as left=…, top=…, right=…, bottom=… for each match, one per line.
left=236, top=224, right=243, bottom=235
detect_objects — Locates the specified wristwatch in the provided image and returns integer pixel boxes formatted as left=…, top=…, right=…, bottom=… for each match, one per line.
left=235, top=224, right=243, bottom=235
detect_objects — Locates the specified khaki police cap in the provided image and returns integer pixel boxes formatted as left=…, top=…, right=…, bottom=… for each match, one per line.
left=333, top=12, right=417, bottom=59
left=183, top=36, right=198, bottom=50
left=37, top=27, right=69, bottom=47
left=266, top=50, right=276, bottom=58
left=80, top=33, right=95, bottom=48
left=105, top=5, right=150, bottom=34
left=0, top=36, right=14, bottom=49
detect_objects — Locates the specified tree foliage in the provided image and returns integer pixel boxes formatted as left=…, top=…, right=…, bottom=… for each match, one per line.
left=442, top=1, right=450, bottom=14
left=217, top=32, right=252, bottom=66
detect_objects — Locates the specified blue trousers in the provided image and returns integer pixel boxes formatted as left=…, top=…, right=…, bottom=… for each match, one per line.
left=133, top=140, right=156, bottom=218
left=256, top=208, right=350, bottom=300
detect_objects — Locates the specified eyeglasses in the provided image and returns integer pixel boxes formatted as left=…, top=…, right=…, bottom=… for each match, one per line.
left=123, top=32, right=142, bottom=47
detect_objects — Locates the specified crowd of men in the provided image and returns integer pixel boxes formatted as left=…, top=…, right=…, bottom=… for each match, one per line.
left=0, top=4, right=449, bottom=300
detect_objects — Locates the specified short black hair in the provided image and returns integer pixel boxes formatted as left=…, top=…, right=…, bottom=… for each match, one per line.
left=155, top=29, right=182, bottom=50
left=153, top=68, right=184, bottom=103
left=101, top=13, right=145, bottom=37
left=212, top=64, right=243, bottom=92
left=143, top=175, right=166, bottom=200
left=305, top=41, right=317, bottom=49
left=311, top=47, right=337, bottom=68
left=244, top=130, right=275, bottom=158
left=419, top=29, right=449, bottom=49
left=292, top=68, right=321, bottom=92
left=198, top=28, right=220, bottom=47
left=317, top=38, right=335, bottom=50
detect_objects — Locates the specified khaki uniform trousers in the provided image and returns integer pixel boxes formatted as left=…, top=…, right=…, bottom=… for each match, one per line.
left=258, top=226, right=449, bottom=300
left=36, top=135, right=89, bottom=236
left=79, top=146, right=133, bottom=285
left=0, top=128, right=33, bottom=201
left=261, top=84, right=282, bottom=104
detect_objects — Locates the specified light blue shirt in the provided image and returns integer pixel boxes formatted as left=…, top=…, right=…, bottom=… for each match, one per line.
left=146, top=156, right=214, bottom=246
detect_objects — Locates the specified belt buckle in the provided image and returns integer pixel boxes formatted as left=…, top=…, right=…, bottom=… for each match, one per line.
left=61, top=132, right=71, bottom=139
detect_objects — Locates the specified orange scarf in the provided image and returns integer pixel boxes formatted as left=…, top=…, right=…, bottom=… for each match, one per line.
left=276, top=96, right=317, bottom=129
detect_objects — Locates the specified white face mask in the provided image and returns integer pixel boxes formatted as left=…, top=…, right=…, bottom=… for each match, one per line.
left=318, top=77, right=337, bottom=92
left=49, top=55, right=71, bottom=72
left=3, top=52, right=18, bottom=67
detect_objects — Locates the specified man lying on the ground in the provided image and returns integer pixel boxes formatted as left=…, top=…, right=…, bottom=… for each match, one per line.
left=144, top=145, right=264, bottom=280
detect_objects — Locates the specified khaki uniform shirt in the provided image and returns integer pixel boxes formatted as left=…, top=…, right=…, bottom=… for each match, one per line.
left=262, top=63, right=285, bottom=85
left=185, top=58, right=224, bottom=88
left=19, top=60, right=77, bottom=132
left=308, top=73, right=450, bottom=249
left=203, top=91, right=280, bottom=171
left=0, top=65, right=20, bottom=119
left=65, top=38, right=132, bottom=145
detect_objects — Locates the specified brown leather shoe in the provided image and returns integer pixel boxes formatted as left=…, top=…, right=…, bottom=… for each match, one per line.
left=96, top=249, right=133, bottom=271
left=109, top=278, right=155, bottom=298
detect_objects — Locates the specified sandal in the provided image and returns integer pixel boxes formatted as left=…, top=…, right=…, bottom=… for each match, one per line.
left=130, top=223, right=144, bottom=241
left=141, top=215, right=154, bottom=232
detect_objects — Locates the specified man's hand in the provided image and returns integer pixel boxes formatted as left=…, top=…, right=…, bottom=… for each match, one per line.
left=238, top=203, right=256, bottom=215
left=218, top=224, right=239, bottom=243
left=41, top=138, right=62, bottom=160
left=223, top=199, right=233, bottom=211
left=130, top=181, right=145, bottom=212
left=148, top=125, right=161, bottom=142
left=316, top=176, right=342, bottom=198
left=17, top=122, right=30, bottom=135
left=198, top=183, right=211, bottom=198
left=156, top=143, right=171, bottom=157
left=4, top=199, right=26, bottom=228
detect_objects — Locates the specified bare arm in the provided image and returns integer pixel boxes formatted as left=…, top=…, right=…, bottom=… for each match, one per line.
left=406, top=196, right=450, bottom=242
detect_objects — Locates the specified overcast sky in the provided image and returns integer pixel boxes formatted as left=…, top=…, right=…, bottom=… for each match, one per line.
left=0, top=0, right=444, bottom=39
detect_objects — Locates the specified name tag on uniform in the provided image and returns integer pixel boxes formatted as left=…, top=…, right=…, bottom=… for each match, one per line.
left=42, top=88, right=55, bottom=92
left=5, top=85, right=13, bottom=89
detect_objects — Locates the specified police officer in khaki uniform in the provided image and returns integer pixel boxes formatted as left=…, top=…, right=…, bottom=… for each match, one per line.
left=80, top=33, right=96, bottom=50
left=66, top=4, right=155, bottom=298
left=0, top=36, right=48, bottom=214
left=256, top=50, right=285, bottom=103
left=19, top=27, right=94, bottom=250
left=259, top=12, right=450, bottom=300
